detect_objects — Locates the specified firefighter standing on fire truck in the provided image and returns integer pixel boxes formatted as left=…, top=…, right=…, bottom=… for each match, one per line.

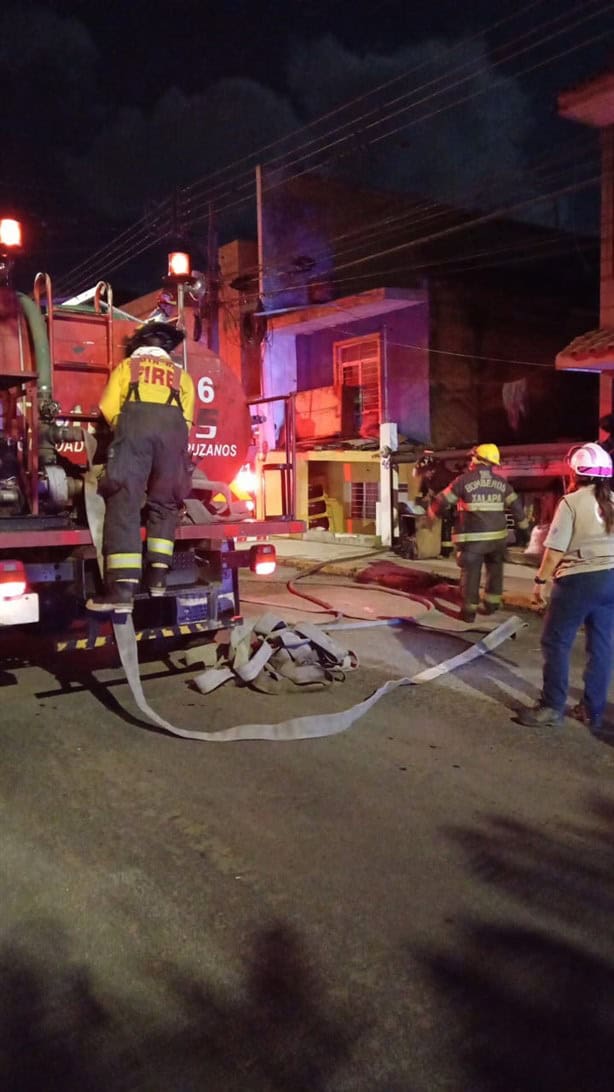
left=428, top=443, right=530, bottom=622
left=87, top=321, right=195, bottom=613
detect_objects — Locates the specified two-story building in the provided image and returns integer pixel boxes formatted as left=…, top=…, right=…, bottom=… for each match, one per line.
left=257, top=171, right=598, bottom=536
left=555, top=71, right=614, bottom=423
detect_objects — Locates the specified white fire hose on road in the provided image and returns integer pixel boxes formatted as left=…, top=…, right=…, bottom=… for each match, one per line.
left=83, top=468, right=525, bottom=742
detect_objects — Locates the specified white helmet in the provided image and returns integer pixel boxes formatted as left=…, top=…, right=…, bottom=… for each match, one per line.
left=568, top=442, right=612, bottom=478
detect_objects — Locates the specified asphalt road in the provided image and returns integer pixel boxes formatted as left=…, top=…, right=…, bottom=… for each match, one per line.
left=1, top=571, right=614, bottom=1091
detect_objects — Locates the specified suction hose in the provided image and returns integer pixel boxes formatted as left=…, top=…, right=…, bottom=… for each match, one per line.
left=17, top=293, right=53, bottom=402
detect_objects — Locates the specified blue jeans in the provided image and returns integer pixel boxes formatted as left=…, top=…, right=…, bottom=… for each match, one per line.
left=541, top=569, right=614, bottom=719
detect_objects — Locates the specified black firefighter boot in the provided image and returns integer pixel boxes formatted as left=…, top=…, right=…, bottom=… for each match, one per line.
left=460, top=607, right=477, bottom=623
left=86, top=579, right=135, bottom=614
left=145, top=563, right=169, bottom=598
left=478, top=601, right=499, bottom=616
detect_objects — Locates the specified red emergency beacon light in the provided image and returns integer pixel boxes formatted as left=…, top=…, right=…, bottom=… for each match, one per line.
left=0, top=218, right=22, bottom=251
left=168, top=251, right=191, bottom=278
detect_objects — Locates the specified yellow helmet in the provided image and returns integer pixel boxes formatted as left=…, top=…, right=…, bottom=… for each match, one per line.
left=473, top=443, right=501, bottom=466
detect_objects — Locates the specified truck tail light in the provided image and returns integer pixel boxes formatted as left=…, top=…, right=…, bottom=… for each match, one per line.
left=0, top=559, right=27, bottom=598
left=249, top=543, right=276, bottom=576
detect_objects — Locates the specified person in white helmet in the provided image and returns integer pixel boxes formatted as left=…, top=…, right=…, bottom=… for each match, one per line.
left=518, top=442, right=614, bottom=729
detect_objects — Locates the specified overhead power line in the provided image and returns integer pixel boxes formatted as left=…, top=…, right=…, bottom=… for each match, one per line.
left=217, top=234, right=598, bottom=310
left=184, top=0, right=582, bottom=214
left=180, top=0, right=554, bottom=201
left=53, top=0, right=610, bottom=296
left=322, top=174, right=601, bottom=275
left=218, top=22, right=608, bottom=231
left=248, top=196, right=603, bottom=301
left=54, top=123, right=600, bottom=300
left=55, top=7, right=605, bottom=294
left=328, top=304, right=590, bottom=371
left=181, top=0, right=610, bottom=229
left=245, top=134, right=599, bottom=283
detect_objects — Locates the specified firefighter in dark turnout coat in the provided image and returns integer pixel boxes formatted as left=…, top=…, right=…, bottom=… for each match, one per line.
left=428, top=443, right=530, bottom=622
left=87, top=321, right=195, bottom=613
left=414, top=453, right=456, bottom=557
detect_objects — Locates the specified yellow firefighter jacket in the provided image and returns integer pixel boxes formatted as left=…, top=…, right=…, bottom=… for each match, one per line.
left=99, top=346, right=195, bottom=429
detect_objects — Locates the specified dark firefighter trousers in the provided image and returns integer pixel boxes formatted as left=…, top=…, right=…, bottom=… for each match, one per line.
left=456, top=540, right=507, bottom=616
left=440, top=511, right=454, bottom=557
left=101, top=401, right=190, bottom=586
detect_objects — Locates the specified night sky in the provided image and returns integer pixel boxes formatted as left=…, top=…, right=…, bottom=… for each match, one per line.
left=1, top=0, right=612, bottom=296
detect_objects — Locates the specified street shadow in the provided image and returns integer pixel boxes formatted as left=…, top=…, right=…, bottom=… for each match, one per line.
left=0, top=917, right=353, bottom=1087
left=414, top=795, right=614, bottom=1091
left=15, top=638, right=194, bottom=733
left=0, top=918, right=355, bottom=1092
left=565, top=682, right=614, bottom=742
left=388, top=618, right=540, bottom=712
left=589, top=723, right=614, bottom=745
left=451, top=656, right=541, bottom=712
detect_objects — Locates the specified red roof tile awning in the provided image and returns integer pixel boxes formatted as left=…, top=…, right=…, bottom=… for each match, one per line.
left=556, top=327, right=614, bottom=371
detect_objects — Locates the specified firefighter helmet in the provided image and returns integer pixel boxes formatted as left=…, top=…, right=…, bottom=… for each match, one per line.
left=125, top=320, right=184, bottom=356
left=568, top=442, right=612, bottom=479
left=472, top=443, right=501, bottom=466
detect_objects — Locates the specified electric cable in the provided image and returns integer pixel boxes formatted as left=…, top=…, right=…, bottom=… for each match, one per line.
left=200, top=24, right=609, bottom=231
left=217, top=126, right=597, bottom=284
left=324, top=299, right=598, bottom=371
left=325, top=172, right=600, bottom=276
left=233, top=165, right=601, bottom=311
left=184, top=3, right=611, bottom=225
left=185, top=124, right=597, bottom=294
left=54, top=124, right=595, bottom=303
left=185, top=0, right=607, bottom=218
left=54, top=0, right=610, bottom=294
left=182, top=0, right=553, bottom=203
left=258, top=204, right=601, bottom=297
left=257, top=146, right=600, bottom=281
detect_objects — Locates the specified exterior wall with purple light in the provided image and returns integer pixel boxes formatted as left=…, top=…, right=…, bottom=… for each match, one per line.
left=294, top=303, right=430, bottom=443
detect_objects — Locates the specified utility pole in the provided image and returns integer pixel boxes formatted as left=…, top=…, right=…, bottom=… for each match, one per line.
left=255, top=165, right=265, bottom=399
left=206, top=202, right=219, bottom=353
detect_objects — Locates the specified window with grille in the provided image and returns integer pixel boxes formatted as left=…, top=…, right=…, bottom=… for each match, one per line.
left=334, top=335, right=381, bottom=437
left=350, top=481, right=379, bottom=521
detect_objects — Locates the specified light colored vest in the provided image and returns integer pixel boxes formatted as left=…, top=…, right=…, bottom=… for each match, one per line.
left=556, top=486, right=614, bottom=577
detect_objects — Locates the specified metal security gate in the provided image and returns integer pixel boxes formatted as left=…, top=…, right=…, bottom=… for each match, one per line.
left=334, top=334, right=381, bottom=437
left=350, top=480, right=379, bottom=521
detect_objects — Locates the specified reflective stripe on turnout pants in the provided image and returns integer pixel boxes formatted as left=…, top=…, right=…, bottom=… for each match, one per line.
left=456, top=541, right=506, bottom=613
left=101, top=401, right=189, bottom=581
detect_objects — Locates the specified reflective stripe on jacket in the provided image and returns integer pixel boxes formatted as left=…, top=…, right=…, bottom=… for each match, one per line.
left=429, top=464, right=528, bottom=545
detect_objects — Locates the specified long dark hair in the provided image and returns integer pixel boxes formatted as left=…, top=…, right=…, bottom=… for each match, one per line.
left=588, top=477, right=614, bottom=533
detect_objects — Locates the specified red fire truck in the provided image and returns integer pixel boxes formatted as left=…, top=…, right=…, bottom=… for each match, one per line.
left=0, top=220, right=302, bottom=649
